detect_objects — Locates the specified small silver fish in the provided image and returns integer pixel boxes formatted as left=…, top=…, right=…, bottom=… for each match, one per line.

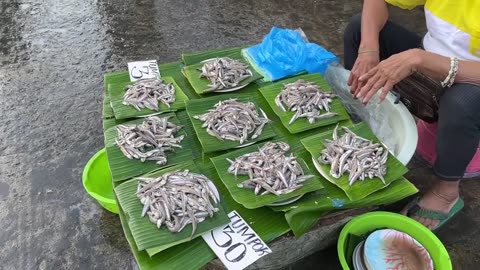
left=115, top=116, right=183, bottom=165
left=319, top=126, right=388, bottom=186
left=276, top=79, right=337, bottom=125
left=199, top=57, right=253, bottom=92
left=194, top=99, right=269, bottom=144
left=136, top=170, right=219, bottom=237
left=123, top=79, right=176, bottom=111
left=228, top=142, right=313, bottom=196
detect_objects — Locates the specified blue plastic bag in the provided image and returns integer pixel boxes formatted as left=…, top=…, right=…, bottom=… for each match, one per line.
left=304, top=43, right=339, bottom=75
left=244, top=27, right=339, bottom=81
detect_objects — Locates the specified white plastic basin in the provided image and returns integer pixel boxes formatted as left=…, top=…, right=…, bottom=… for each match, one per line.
left=324, top=64, right=418, bottom=165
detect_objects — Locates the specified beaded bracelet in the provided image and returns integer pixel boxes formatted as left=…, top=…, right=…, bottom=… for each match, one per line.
left=441, top=57, right=458, bottom=88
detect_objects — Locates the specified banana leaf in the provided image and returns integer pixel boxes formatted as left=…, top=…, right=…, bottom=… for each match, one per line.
left=104, top=71, right=130, bottom=94
left=115, top=158, right=290, bottom=270
left=211, top=140, right=324, bottom=209
left=103, top=72, right=131, bottom=119
left=182, top=59, right=263, bottom=95
left=114, top=161, right=230, bottom=256
left=258, top=73, right=350, bottom=133
left=159, top=62, right=201, bottom=99
left=185, top=92, right=277, bottom=153
left=108, top=77, right=189, bottom=120
left=103, top=94, right=115, bottom=119
left=181, top=46, right=246, bottom=66
left=301, top=122, right=408, bottom=201
left=274, top=177, right=418, bottom=237
left=104, top=113, right=194, bottom=182
left=118, top=207, right=216, bottom=270
left=103, top=118, right=128, bottom=143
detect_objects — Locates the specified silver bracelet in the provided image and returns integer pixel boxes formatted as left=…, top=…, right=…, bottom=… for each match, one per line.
left=441, top=57, right=458, bottom=88
left=447, top=57, right=459, bottom=88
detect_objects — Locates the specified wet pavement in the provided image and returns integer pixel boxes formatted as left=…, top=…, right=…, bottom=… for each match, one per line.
left=0, top=0, right=478, bottom=269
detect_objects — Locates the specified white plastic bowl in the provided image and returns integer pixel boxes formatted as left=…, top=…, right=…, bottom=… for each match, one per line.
left=324, top=64, right=417, bottom=165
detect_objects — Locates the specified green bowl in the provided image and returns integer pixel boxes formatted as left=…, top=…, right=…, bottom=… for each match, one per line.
left=337, top=211, right=451, bottom=270
left=82, top=148, right=119, bottom=214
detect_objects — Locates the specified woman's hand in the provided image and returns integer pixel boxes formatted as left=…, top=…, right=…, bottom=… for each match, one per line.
left=348, top=52, right=380, bottom=96
left=355, top=49, right=422, bottom=104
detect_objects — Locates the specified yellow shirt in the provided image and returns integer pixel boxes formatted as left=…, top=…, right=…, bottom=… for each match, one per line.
left=386, top=0, right=480, bottom=60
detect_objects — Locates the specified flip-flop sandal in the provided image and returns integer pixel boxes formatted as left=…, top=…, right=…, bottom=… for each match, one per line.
left=404, top=196, right=464, bottom=232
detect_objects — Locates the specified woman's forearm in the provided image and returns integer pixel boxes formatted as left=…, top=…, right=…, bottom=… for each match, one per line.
left=415, top=49, right=480, bottom=86
left=360, top=0, right=389, bottom=50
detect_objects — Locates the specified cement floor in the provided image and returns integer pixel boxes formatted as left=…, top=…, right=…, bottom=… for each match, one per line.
left=0, top=0, right=478, bottom=269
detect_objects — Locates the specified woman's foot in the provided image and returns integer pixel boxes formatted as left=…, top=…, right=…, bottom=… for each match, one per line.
left=401, top=179, right=460, bottom=230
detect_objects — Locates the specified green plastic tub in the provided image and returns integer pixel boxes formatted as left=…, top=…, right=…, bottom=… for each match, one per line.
left=338, top=211, right=451, bottom=270
left=82, top=148, right=119, bottom=214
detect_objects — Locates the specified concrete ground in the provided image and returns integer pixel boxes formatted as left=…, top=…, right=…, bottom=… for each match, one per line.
left=0, top=0, right=478, bottom=269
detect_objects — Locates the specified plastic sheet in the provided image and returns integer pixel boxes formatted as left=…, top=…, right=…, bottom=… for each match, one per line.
left=244, top=27, right=339, bottom=81
left=324, top=63, right=398, bottom=155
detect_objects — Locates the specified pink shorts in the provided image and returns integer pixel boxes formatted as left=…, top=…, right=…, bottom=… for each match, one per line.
left=416, top=120, right=480, bottom=178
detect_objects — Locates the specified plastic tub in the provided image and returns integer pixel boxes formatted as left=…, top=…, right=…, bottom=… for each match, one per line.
left=416, top=119, right=480, bottom=177
left=337, top=211, right=451, bottom=270
left=82, top=148, right=119, bottom=214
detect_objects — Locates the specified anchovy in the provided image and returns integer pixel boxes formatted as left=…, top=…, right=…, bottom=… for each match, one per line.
left=199, top=57, right=253, bottom=92
left=123, top=79, right=176, bottom=111
left=136, top=170, right=219, bottom=237
left=115, top=116, right=184, bottom=165
left=275, top=79, right=338, bottom=125
left=318, top=125, right=388, bottom=186
left=229, top=142, right=314, bottom=196
left=194, top=99, right=269, bottom=144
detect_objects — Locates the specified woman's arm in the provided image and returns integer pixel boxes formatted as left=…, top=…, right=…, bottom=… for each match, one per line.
left=348, top=0, right=389, bottom=94
left=360, top=0, right=389, bottom=52
left=355, top=49, right=480, bottom=104
left=417, top=50, right=480, bottom=85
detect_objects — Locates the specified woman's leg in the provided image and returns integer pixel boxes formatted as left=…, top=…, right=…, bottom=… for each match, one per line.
left=405, top=83, right=480, bottom=229
left=343, top=13, right=423, bottom=69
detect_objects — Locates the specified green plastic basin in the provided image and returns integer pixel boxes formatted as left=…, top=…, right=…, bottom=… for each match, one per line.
left=338, top=211, right=451, bottom=270
left=82, top=148, right=119, bottom=214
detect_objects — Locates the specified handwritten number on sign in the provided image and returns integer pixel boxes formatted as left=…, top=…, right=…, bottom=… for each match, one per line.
left=225, top=243, right=247, bottom=263
left=211, top=225, right=234, bottom=247
left=210, top=226, right=247, bottom=262
left=130, top=65, right=150, bottom=79
left=202, top=211, right=271, bottom=269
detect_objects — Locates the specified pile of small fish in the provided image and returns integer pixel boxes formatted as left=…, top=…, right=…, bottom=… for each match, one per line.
left=123, top=79, right=176, bottom=111
left=199, top=57, right=253, bottom=92
left=318, top=125, right=388, bottom=186
left=194, top=99, right=269, bottom=144
left=136, top=170, right=219, bottom=236
left=275, top=79, right=338, bottom=125
left=227, top=141, right=314, bottom=196
left=115, top=116, right=184, bottom=165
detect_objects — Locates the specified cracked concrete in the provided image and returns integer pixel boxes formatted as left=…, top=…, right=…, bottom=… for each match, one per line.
left=0, top=0, right=477, bottom=269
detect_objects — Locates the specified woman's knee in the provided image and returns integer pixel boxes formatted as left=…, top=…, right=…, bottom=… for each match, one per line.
left=438, top=84, right=480, bottom=129
left=343, top=13, right=362, bottom=45
left=439, top=84, right=480, bottom=118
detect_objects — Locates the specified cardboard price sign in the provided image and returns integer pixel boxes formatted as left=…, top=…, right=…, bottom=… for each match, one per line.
left=127, top=60, right=160, bottom=81
left=202, top=211, right=272, bottom=270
